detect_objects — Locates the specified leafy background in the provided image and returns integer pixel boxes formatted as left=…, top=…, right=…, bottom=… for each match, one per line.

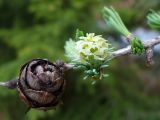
left=0, top=0, right=160, bottom=120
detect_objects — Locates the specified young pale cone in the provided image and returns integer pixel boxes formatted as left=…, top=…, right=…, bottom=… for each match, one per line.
left=65, top=33, right=111, bottom=64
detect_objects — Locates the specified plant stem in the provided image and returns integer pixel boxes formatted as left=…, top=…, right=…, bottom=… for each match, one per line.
left=111, top=36, right=160, bottom=58
left=0, top=79, right=18, bottom=89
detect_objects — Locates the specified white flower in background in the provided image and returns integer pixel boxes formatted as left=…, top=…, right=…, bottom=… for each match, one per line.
left=65, top=33, right=112, bottom=64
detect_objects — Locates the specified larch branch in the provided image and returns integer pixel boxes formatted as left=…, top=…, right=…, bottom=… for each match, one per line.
left=111, top=36, right=160, bottom=58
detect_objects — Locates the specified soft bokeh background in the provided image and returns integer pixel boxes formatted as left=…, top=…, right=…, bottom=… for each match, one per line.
left=0, top=0, right=160, bottom=120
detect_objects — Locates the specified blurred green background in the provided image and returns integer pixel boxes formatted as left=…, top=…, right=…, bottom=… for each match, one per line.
left=0, top=0, right=160, bottom=120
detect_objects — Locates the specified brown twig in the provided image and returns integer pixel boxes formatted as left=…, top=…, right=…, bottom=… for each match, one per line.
left=111, top=36, right=160, bottom=58
left=0, top=79, right=18, bottom=89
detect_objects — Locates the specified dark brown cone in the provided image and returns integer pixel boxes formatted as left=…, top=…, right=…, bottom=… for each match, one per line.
left=17, top=58, right=65, bottom=110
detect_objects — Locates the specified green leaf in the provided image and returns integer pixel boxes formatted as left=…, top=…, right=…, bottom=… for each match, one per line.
left=147, top=10, right=160, bottom=29
left=100, top=64, right=109, bottom=68
left=75, top=29, right=84, bottom=41
left=102, top=6, right=131, bottom=37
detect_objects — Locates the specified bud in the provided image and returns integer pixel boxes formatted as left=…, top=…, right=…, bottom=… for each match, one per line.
left=17, top=58, right=65, bottom=110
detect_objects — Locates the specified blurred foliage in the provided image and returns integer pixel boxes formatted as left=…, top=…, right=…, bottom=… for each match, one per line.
left=0, top=0, right=160, bottom=120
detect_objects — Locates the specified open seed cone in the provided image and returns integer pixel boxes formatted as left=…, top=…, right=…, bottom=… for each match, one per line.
left=17, top=58, right=65, bottom=110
